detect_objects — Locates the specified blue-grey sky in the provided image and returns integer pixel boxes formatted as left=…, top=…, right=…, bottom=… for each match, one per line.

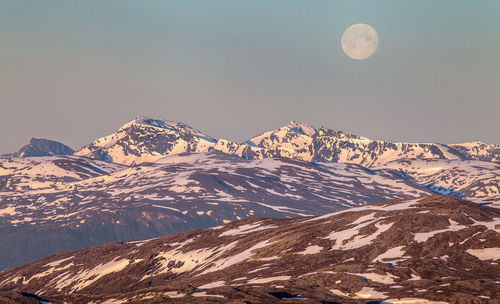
left=1, top=0, right=499, bottom=153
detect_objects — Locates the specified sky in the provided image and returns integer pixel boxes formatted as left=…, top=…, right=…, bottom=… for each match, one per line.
left=1, top=0, right=499, bottom=153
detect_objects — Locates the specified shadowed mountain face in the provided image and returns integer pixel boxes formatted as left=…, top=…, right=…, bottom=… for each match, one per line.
left=0, top=196, right=498, bottom=303
left=15, top=138, right=74, bottom=158
left=0, top=152, right=431, bottom=270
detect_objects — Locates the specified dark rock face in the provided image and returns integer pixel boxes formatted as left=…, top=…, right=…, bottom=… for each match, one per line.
left=0, top=196, right=498, bottom=303
left=0, top=291, right=40, bottom=304
left=15, top=138, right=74, bottom=158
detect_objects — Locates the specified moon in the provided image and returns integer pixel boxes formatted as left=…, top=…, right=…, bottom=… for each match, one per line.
left=341, top=24, right=379, bottom=60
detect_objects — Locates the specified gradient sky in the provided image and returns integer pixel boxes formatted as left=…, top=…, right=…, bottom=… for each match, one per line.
left=1, top=0, right=499, bottom=153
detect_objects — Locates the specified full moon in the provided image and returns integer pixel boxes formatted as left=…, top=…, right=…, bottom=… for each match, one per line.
left=341, top=24, right=379, bottom=60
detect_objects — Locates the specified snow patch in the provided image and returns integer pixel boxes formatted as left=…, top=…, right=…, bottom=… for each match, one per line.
left=297, top=245, right=323, bottom=255
left=466, top=248, right=500, bottom=260
left=247, top=276, right=291, bottom=284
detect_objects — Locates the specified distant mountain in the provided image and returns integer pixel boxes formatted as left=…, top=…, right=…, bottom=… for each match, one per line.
left=0, top=152, right=431, bottom=270
left=231, top=122, right=466, bottom=167
left=15, top=138, right=74, bottom=158
left=74, top=117, right=500, bottom=167
left=3, top=117, right=499, bottom=272
left=450, top=141, right=500, bottom=163
left=1, top=196, right=498, bottom=303
left=74, top=117, right=217, bottom=165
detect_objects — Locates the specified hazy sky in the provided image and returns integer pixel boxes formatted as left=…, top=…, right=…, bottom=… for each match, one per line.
left=1, top=0, right=499, bottom=153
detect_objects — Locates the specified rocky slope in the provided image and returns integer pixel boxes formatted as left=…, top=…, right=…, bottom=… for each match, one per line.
left=451, top=141, right=500, bottom=163
left=0, top=196, right=498, bottom=303
left=0, top=152, right=431, bottom=270
left=0, top=155, right=124, bottom=192
left=374, top=159, right=500, bottom=198
left=15, top=138, right=74, bottom=158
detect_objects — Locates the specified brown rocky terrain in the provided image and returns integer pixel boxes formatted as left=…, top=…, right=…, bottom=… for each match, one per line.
left=1, top=195, right=498, bottom=303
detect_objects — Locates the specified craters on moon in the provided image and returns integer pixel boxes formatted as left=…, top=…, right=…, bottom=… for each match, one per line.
left=341, top=23, right=379, bottom=60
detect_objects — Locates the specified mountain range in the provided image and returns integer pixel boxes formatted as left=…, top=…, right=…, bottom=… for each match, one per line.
left=72, top=117, right=500, bottom=166
left=1, top=117, right=499, bottom=283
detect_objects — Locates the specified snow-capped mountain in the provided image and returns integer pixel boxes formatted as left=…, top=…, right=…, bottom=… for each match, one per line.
left=2, top=117, right=499, bottom=271
left=0, top=152, right=431, bottom=270
left=74, top=117, right=499, bottom=168
left=1, top=196, right=498, bottom=303
left=230, top=121, right=466, bottom=166
left=74, top=117, right=217, bottom=165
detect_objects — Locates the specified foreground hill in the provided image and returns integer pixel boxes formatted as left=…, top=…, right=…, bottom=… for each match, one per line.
left=1, top=196, right=498, bottom=303
left=0, top=152, right=431, bottom=270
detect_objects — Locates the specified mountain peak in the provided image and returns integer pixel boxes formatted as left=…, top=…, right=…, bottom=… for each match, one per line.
left=75, top=117, right=216, bottom=165
left=285, top=120, right=316, bottom=136
left=119, top=116, right=173, bottom=131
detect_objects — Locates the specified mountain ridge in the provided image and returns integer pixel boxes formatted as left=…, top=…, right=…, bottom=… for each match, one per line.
left=68, top=117, right=499, bottom=166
